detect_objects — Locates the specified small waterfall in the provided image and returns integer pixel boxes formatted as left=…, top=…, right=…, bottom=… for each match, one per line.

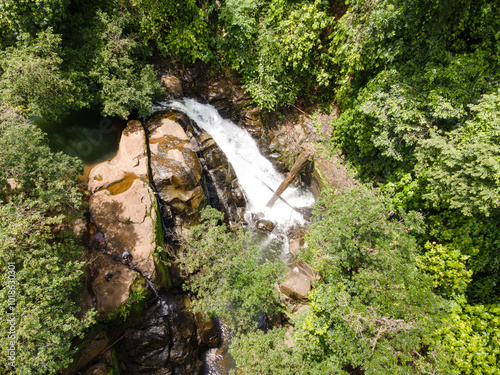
left=158, top=98, right=315, bottom=232
left=152, top=98, right=316, bottom=375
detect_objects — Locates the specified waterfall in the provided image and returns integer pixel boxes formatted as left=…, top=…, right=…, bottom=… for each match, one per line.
left=159, top=98, right=315, bottom=231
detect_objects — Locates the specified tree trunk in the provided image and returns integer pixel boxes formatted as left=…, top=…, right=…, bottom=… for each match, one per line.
left=266, top=151, right=310, bottom=208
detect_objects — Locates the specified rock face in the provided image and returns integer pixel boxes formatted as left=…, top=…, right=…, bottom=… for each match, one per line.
left=87, top=120, right=168, bottom=312
left=279, top=261, right=319, bottom=303
left=79, top=116, right=221, bottom=375
left=161, top=75, right=184, bottom=98
left=113, top=294, right=219, bottom=375
left=196, top=131, right=246, bottom=225
left=147, top=112, right=205, bottom=231
left=88, top=252, right=137, bottom=311
left=256, top=219, right=276, bottom=233
left=88, top=120, right=148, bottom=193
left=311, top=156, right=355, bottom=198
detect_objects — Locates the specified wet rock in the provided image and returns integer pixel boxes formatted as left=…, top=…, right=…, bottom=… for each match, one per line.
left=119, top=326, right=171, bottom=373
left=256, top=219, right=276, bottom=233
left=194, top=312, right=219, bottom=348
left=196, top=132, right=245, bottom=224
left=251, top=212, right=265, bottom=222
left=164, top=295, right=202, bottom=372
left=287, top=226, right=307, bottom=255
left=62, top=330, right=109, bottom=374
left=231, top=180, right=246, bottom=207
left=289, top=238, right=301, bottom=256
left=200, top=134, right=228, bottom=170
left=207, top=80, right=232, bottom=102
left=107, top=292, right=213, bottom=375
left=147, top=115, right=204, bottom=220
left=161, top=75, right=183, bottom=98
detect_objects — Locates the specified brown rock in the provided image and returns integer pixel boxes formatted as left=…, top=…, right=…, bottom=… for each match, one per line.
left=147, top=115, right=204, bottom=219
left=256, top=219, right=276, bottom=233
left=161, top=75, right=183, bottom=97
left=207, top=80, right=232, bottom=102
left=82, top=363, right=112, bottom=375
left=88, top=252, right=137, bottom=311
left=89, top=179, right=158, bottom=280
left=289, top=238, right=301, bottom=255
left=194, top=312, right=219, bottom=348
left=87, top=120, right=165, bottom=311
left=89, top=120, right=148, bottom=193
left=62, top=331, right=109, bottom=374
left=279, top=261, right=319, bottom=303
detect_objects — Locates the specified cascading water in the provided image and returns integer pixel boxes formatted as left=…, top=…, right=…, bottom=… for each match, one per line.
left=153, top=98, right=316, bottom=375
left=158, top=98, right=315, bottom=233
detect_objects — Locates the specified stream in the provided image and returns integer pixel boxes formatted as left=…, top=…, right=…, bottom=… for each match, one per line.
left=164, top=98, right=315, bottom=229
left=154, top=98, right=316, bottom=374
left=159, top=98, right=315, bottom=265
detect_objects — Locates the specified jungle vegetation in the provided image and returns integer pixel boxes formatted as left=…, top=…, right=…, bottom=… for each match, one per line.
left=0, top=0, right=498, bottom=373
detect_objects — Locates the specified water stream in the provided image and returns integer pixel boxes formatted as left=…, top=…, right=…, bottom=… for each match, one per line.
left=154, top=98, right=316, bottom=374
left=159, top=98, right=315, bottom=233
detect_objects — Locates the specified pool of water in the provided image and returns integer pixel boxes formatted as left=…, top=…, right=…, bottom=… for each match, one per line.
left=34, top=108, right=125, bottom=167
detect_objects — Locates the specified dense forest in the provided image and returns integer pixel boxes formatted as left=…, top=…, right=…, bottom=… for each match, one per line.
left=0, top=0, right=499, bottom=374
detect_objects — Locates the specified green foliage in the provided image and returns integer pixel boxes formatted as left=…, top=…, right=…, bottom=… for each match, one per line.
left=329, top=2, right=500, bottom=373
left=416, top=89, right=500, bottom=217
left=129, top=0, right=213, bottom=62
left=416, top=242, right=472, bottom=297
left=0, top=0, right=164, bottom=121
left=0, top=0, right=68, bottom=44
left=434, top=303, right=500, bottom=374
left=297, top=186, right=449, bottom=373
left=85, top=10, right=163, bottom=118
left=0, top=108, right=96, bottom=374
left=230, top=328, right=318, bottom=375
left=425, top=211, right=500, bottom=303
left=176, top=207, right=286, bottom=332
left=220, top=0, right=334, bottom=109
left=0, top=29, right=74, bottom=121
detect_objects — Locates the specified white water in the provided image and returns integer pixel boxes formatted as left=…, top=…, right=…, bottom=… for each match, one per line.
left=159, top=98, right=315, bottom=230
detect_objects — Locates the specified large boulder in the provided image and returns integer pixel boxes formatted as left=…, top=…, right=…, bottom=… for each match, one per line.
left=88, top=252, right=137, bottom=311
left=114, top=294, right=215, bottom=374
left=87, top=120, right=168, bottom=312
left=161, top=75, right=184, bottom=98
left=279, top=261, right=319, bottom=303
left=62, top=330, right=109, bottom=375
left=88, top=120, right=148, bottom=193
left=89, top=179, right=157, bottom=279
left=197, top=131, right=246, bottom=225
left=311, top=156, right=355, bottom=198
left=147, top=114, right=205, bottom=223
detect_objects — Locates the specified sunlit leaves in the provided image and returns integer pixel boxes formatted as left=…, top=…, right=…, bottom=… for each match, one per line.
left=0, top=111, right=95, bottom=374
left=176, top=207, right=286, bottom=332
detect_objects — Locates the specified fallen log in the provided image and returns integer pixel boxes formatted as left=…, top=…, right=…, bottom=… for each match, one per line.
left=260, top=180, right=302, bottom=213
left=266, top=151, right=311, bottom=208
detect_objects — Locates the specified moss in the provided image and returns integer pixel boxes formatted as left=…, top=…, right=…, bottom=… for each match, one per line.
left=102, top=274, right=150, bottom=324
left=106, top=348, right=121, bottom=375
left=150, top=189, right=173, bottom=288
